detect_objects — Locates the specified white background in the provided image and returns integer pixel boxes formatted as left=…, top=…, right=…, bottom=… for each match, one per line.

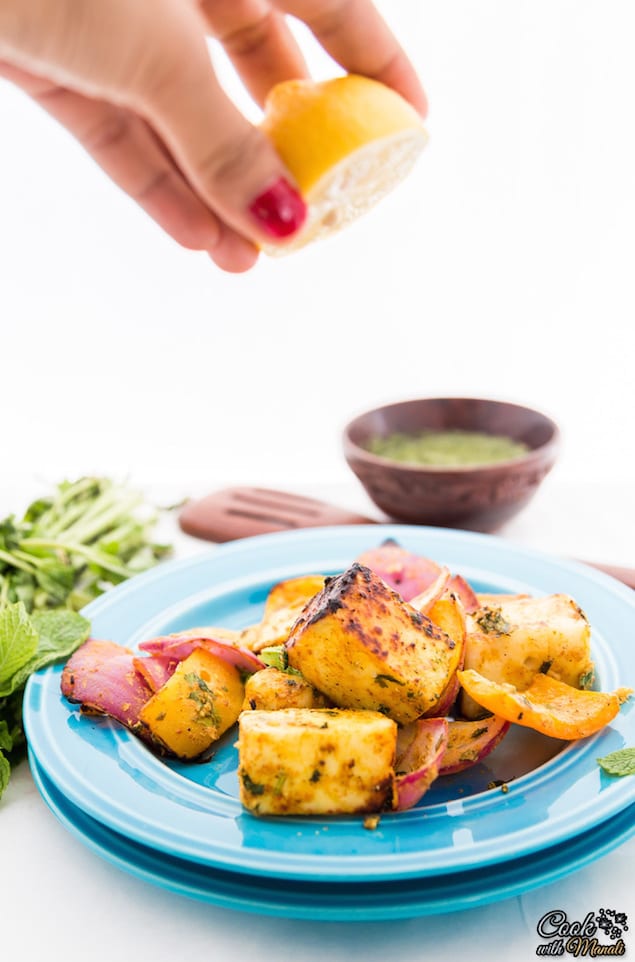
left=2, top=0, right=634, bottom=495
left=1, top=4, right=635, bottom=960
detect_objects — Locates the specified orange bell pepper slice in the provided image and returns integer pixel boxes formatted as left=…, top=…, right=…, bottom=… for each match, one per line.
left=457, top=669, right=632, bottom=740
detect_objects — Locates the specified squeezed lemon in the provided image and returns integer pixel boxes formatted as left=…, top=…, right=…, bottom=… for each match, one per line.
left=260, top=74, right=428, bottom=253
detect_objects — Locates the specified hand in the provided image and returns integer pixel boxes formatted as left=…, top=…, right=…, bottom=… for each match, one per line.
left=0, top=1, right=426, bottom=273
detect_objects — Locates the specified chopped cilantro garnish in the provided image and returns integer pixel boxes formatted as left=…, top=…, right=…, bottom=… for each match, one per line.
left=475, top=608, right=512, bottom=635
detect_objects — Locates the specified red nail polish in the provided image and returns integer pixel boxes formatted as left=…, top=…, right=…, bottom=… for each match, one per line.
left=249, top=178, right=307, bottom=238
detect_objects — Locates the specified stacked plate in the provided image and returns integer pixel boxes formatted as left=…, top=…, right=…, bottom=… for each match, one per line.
left=24, top=526, right=635, bottom=921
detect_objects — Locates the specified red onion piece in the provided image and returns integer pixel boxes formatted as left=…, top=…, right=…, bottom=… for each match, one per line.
left=356, top=541, right=442, bottom=602
left=429, top=674, right=461, bottom=718
left=61, top=639, right=152, bottom=728
left=357, top=541, right=480, bottom=614
left=409, top=566, right=452, bottom=613
left=138, top=634, right=265, bottom=674
left=420, top=592, right=467, bottom=718
left=394, top=717, right=449, bottom=810
left=132, top=654, right=176, bottom=692
left=439, top=715, right=510, bottom=775
left=448, top=574, right=479, bottom=613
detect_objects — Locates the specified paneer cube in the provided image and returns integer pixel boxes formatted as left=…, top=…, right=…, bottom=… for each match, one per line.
left=237, top=708, right=397, bottom=815
left=138, top=648, right=244, bottom=759
left=242, top=666, right=329, bottom=711
left=285, top=563, right=461, bottom=724
left=461, top=593, right=594, bottom=717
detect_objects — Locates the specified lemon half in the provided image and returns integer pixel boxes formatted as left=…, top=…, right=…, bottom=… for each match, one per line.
left=260, top=74, right=428, bottom=254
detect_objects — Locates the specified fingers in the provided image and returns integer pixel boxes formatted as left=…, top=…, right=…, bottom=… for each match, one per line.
left=0, top=60, right=259, bottom=272
left=122, top=14, right=308, bottom=249
left=199, top=0, right=309, bottom=106
left=275, top=0, right=427, bottom=115
left=0, top=1, right=309, bottom=264
left=0, top=0, right=424, bottom=274
left=200, top=0, right=425, bottom=115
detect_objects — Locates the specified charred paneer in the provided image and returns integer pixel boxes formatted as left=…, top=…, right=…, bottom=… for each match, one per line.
left=285, top=563, right=461, bottom=724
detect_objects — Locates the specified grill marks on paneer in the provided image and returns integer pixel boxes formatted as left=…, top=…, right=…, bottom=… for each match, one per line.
left=286, top=564, right=461, bottom=724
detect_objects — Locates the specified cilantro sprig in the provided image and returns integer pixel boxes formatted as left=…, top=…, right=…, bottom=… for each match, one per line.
left=0, top=477, right=171, bottom=613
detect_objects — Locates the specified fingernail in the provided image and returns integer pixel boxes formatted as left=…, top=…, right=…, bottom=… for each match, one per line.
left=249, top=178, right=307, bottom=238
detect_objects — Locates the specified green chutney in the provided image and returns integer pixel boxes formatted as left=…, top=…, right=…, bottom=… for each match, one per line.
left=366, top=429, right=529, bottom=467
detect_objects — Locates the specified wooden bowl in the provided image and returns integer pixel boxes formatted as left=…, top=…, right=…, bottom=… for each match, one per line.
left=342, top=397, right=560, bottom=532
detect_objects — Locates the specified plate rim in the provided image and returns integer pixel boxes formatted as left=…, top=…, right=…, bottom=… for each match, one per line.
left=28, top=748, right=635, bottom=921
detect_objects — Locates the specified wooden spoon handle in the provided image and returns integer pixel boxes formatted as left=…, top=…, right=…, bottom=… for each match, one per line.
left=179, top=487, right=375, bottom=542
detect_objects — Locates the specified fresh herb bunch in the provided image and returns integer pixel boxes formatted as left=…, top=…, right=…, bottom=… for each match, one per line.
left=0, top=476, right=171, bottom=612
left=0, top=477, right=172, bottom=801
left=0, top=604, right=91, bottom=798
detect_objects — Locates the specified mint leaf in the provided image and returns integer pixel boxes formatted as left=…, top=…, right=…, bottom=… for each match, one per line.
left=0, top=719, right=13, bottom=753
left=0, top=751, right=9, bottom=799
left=0, top=610, right=90, bottom=698
left=0, top=608, right=90, bottom=803
left=597, top=747, right=635, bottom=777
left=1, top=690, right=27, bottom=757
left=30, top=609, right=90, bottom=659
left=0, top=716, right=14, bottom=801
left=0, top=603, right=38, bottom=691
left=0, top=608, right=89, bottom=698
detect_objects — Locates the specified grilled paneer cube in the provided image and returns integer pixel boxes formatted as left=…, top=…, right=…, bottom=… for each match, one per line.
left=242, top=666, right=330, bottom=711
left=285, top=564, right=461, bottom=724
left=461, top=594, right=594, bottom=718
left=237, top=708, right=397, bottom=815
left=138, top=648, right=244, bottom=759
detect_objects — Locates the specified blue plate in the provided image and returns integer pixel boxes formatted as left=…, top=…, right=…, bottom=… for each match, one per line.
left=24, top=525, right=635, bottom=883
left=28, top=749, right=635, bottom=920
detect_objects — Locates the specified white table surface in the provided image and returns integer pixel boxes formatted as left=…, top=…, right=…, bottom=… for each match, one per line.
left=1, top=477, right=634, bottom=962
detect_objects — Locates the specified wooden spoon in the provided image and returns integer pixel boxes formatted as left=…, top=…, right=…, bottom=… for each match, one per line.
left=179, top=486, right=635, bottom=590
